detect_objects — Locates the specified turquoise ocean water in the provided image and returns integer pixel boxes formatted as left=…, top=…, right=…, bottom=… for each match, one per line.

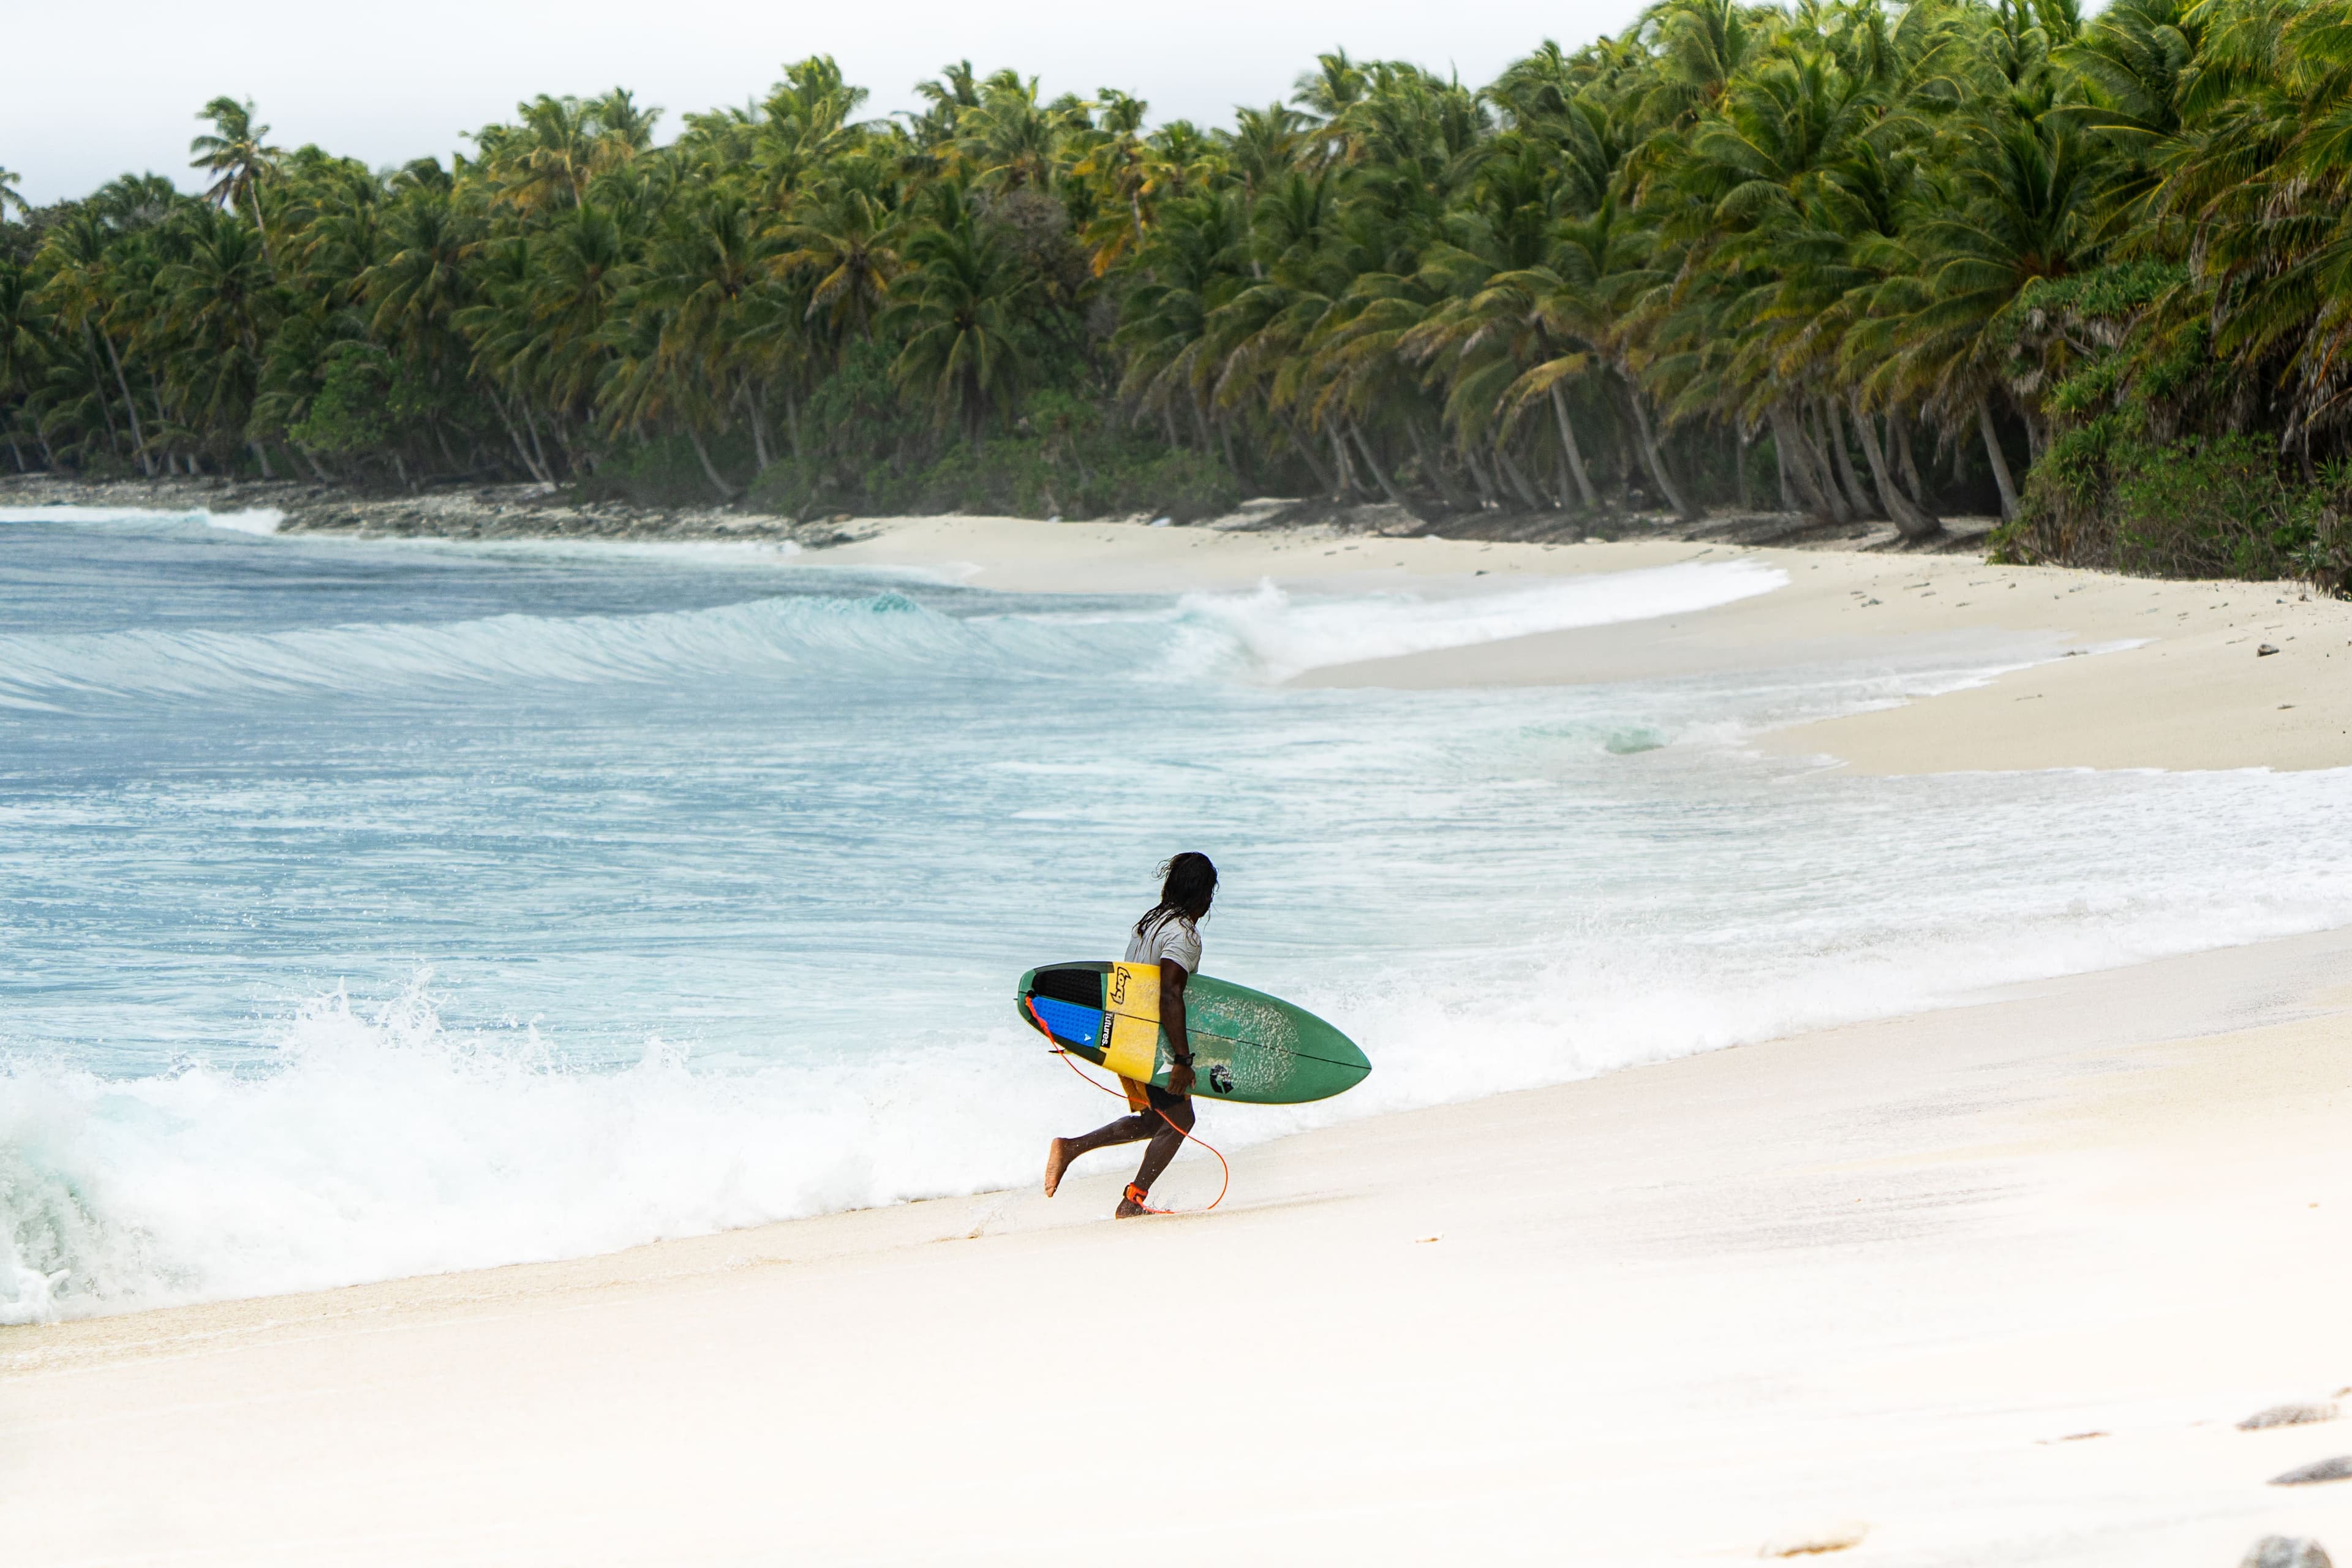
left=4, top=505, right=2348, bottom=1321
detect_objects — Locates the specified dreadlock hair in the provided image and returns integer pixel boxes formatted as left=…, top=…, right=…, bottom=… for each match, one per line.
left=1134, top=851, right=1218, bottom=938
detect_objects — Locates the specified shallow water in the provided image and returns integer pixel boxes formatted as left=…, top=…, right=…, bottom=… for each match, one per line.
left=3, top=505, right=2347, bottom=1322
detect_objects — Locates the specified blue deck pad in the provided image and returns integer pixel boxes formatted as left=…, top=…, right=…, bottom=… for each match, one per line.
left=1030, top=995, right=1104, bottom=1049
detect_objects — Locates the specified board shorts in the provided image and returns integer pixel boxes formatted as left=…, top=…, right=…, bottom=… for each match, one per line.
left=1119, top=1076, right=1189, bottom=1114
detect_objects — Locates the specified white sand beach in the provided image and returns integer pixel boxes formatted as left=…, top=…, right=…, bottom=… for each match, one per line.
left=827, top=513, right=2352, bottom=772
left=6, top=516, right=2349, bottom=1566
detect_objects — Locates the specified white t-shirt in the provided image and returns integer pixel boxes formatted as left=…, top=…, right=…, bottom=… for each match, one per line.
left=1125, top=911, right=1202, bottom=974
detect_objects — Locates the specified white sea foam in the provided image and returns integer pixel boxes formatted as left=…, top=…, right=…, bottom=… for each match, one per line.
left=202, top=507, right=283, bottom=535
left=0, top=592, right=1067, bottom=710
left=6, top=850, right=2346, bottom=1322
left=1178, top=560, right=1785, bottom=679
left=0, top=504, right=279, bottom=534
left=6, top=508, right=2347, bottom=1325
left=0, top=563, right=1786, bottom=712
left=0, top=970, right=1170, bottom=1322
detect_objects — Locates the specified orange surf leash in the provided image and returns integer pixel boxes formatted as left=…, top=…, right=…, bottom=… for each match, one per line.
left=1025, top=996, right=1229, bottom=1214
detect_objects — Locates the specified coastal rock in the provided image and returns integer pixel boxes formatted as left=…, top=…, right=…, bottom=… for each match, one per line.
left=1759, top=1521, right=1869, bottom=1556
left=2241, top=1401, right=2340, bottom=1430
left=2270, top=1456, right=2352, bottom=1486
left=2240, top=1537, right=2333, bottom=1568
left=2258, top=643, right=2280, bottom=655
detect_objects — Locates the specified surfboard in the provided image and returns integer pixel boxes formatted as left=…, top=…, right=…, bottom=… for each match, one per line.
left=1016, top=962, right=1371, bottom=1105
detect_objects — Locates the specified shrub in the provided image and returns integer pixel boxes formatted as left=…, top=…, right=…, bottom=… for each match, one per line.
left=2110, top=435, right=2310, bottom=580
left=2004, top=432, right=2352, bottom=595
left=745, top=388, right=1243, bottom=522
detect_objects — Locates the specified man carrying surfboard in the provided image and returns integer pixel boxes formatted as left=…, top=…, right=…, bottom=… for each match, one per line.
left=1042, top=853, right=1215, bottom=1217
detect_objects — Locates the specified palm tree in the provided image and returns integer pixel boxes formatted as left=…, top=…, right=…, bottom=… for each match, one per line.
left=0, top=260, right=53, bottom=469
left=882, top=183, right=1031, bottom=445
left=1113, top=190, right=1251, bottom=470
left=157, top=206, right=276, bottom=465
left=782, top=177, right=902, bottom=343
left=1876, top=88, right=2108, bottom=519
left=190, top=97, right=283, bottom=264
left=603, top=188, right=780, bottom=492
left=475, top=92, right=657, bottom=216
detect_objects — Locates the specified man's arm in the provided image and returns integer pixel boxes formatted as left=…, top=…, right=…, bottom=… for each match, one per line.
left=1163, top=960, right=1196, bottom=1096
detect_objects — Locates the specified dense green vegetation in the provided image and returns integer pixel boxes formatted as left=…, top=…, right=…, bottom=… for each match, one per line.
left=4, top=0, right=2351, bottom=582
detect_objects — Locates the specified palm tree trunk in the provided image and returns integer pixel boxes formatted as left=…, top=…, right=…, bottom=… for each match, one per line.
left=1403, top=417, right=1464, bottom=511
left=1275, top=410, right=1336, bottom=493
left=1460, top=439, right=1501, bottom=508
left=247, top=184, right=275, bottom=270
left=1621, top=381, right=1694, bottom=519
left=1836, top=398, right=1888, bottom=519
left=1773, top=424, right=1795, bottom=511
left=523, top=401, right=558, bottom=480
left=249, top=441, right=274, bottom=480
left=491, top=394, right=551, bottom=484
left=1769, top=404, right=1836, bottom=520
left=1548, top=384, right=1600, bottom=508
left=687, top=426, right=739, bottom=500
left=78, top=326, right=123, bottom=455
left=783, top=384, right=805, bottom=461
left=1975, top=396, right=2020, bottom=522
left=1495, top=439, right=1545, bottom=509
left=1327, top=423, right=1362, bottom=500
left=149, top=377, right=172, bottom=477
left=7, top=431, right=24, bottom=472
left=1736, top=426, right=1752, bottom=510
left=101, top=344, right=149, bottom=477
left=1852, top=397, right=1940, bottom=541
left=1218, top=415, right=1246, bottom=486
left=1822, top=398, right=1875, bottom=519
left=746, top=386, right=773, bottom=470
left=1795, top=403, right=1852, bottom=522
left=298, top=443, right=333, bottom=483
left=1893, top=407, right=1928, bottom=508
left=1351, top=423, right=1415, bottom=513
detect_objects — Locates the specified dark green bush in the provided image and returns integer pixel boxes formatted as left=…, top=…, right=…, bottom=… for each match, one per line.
left=2110, top=435, right=2309, bottom=579
left=2003, top=432, right=2352, bottom=594
left=746, top=387, right=1241, bottom=522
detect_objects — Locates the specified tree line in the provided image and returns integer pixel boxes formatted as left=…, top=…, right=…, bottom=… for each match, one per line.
left=2, top=0, right=2350, bottom=581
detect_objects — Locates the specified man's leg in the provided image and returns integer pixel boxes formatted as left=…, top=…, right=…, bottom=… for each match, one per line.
left=1115, top=1096, right=1195, bottom=1216
left=1043, top=1110, right=1157, bottom=1196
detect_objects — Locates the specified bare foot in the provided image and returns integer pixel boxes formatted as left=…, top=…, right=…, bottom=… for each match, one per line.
left=1043, top=1138, right=1073, bottom=1197
left=1114, top=1197, right=1152, bottom=1218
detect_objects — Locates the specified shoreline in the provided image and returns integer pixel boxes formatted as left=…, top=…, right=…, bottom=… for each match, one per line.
left=7, top=480, right=2351, bottom=1561
left=7, top=927, right=2348, bottom=1564
left=0, top=469, right=1995, bottom=551
left=10, top=472, right=2348, bottom=772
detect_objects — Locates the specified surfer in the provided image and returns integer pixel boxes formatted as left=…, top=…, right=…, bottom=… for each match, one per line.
left=1042, top=852, right=1215, bottom=1217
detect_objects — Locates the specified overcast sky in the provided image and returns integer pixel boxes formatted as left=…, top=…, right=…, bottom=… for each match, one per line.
left=4, top=0, right=1646, bottom=206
